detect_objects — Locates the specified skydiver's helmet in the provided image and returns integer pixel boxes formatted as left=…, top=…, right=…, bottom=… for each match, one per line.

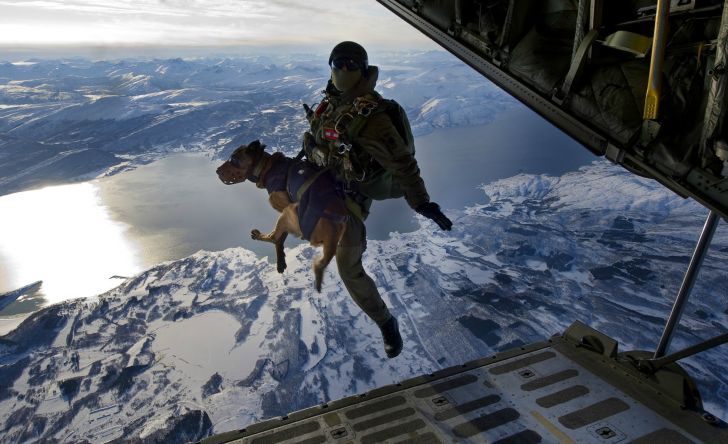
left=329, top=41, right=369, bottom=92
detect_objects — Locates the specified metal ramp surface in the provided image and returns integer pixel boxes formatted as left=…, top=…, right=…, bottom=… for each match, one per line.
left=198, top=322, right=725, bottom=444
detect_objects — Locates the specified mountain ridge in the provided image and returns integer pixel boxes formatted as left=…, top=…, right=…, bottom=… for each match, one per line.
left=1, top=160, right=726, bottom=442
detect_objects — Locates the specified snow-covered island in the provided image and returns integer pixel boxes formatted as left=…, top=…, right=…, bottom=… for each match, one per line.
left=1, top=160, right=726, bottom=443
left=1, top=52, right=726, bottom=442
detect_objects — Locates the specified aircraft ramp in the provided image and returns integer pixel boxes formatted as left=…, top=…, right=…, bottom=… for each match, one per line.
left=197, top=322, right=724, bottom=444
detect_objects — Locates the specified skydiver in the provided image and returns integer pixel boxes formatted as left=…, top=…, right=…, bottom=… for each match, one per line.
left=301, top=41, right=453, bottom=358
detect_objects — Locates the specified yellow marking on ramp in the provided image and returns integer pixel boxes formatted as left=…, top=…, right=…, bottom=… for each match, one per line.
left=531, top=410, right=576, bottom=444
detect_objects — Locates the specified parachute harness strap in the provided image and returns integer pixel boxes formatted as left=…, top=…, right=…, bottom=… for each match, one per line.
left=353, top=96, right=379, bottom=116
left=344, top=196, right=367, bottom=222
left=329, top=94, right=380, bottom=183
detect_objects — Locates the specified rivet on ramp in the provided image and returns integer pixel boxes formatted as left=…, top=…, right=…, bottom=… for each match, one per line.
left=596, top=427, right=616, bottom=439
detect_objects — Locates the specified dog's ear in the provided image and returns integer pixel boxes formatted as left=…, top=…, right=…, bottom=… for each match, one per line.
left=231, top=143, right=247, bottom=157
left=249, top=139, right=266, bottom=154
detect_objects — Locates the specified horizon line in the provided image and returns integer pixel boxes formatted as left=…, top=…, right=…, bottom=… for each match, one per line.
left=0, top=43, right=444, bottom=61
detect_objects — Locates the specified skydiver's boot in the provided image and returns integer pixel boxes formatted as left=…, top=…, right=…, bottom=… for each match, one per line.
left=379, top=316, right=403, bottom=358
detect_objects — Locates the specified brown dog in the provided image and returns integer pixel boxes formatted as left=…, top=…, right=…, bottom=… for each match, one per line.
left=216, top=140, right=349, bottom=292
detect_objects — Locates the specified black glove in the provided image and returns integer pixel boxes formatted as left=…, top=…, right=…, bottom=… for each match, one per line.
left=415, top=202, right=453, bottom=231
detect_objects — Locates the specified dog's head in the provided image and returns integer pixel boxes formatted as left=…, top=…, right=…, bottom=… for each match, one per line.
left=216, top=140, right=266, bottom=185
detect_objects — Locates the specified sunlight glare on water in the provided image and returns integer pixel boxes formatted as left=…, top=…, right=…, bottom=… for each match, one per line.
left=0, top=182, right=141, bottom=304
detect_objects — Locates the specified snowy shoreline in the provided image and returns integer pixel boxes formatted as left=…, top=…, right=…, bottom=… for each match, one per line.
left=2, top=53, right=726, bottom=443
left=1, top=161, right=727, bottom=442
left=0, top=54, right=515, bottom=198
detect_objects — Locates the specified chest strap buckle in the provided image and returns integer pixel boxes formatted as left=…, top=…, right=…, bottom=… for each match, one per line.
left=334, top=112, right=355, bottom=134
left=338, top=143, right=352, bottom=155
left=353, top=96, right=378, bottom=116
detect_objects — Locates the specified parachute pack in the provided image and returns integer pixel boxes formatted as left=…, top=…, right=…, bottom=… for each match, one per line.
left=346, top=97, right=416, bottom=201
left=347, top=98, right=415, bottom=156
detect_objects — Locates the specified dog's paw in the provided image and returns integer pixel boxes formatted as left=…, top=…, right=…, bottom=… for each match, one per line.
left=251, top=229, right=261, bottom=240
left=314, top=272, right=323, bottom=293
left=277, top=261, right=287, bottom=273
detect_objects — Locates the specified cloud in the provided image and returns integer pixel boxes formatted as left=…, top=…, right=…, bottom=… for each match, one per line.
left=0, top=0, right=189, bottom=17
left=0, top=0, right=333, bottom=19
left=0, top=0, right=434, bottom=49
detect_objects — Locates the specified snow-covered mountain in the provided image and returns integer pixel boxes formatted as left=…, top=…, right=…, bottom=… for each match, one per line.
left=1, top=160, right=726, bottom=443
left=0, top=53, right=514, bottom=196
left=0, top=282, right=41, bottom=312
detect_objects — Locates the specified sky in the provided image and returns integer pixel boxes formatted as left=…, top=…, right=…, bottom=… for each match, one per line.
left=0, top=0, right=439, bottom=57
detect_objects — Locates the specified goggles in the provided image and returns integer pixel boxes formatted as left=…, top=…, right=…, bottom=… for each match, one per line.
left=330, top=57, right=365, bottom=71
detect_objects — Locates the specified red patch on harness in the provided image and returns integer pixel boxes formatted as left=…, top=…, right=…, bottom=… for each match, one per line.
left=324, top=128, right=339, bottom=141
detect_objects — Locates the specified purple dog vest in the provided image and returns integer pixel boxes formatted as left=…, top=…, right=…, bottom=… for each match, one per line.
left=258, top=157, right=347, bottom=240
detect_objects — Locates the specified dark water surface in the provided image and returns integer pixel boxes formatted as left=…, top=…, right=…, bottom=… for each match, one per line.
left=0, top=105, right=595, bottom=330
left=102, top=106, right=595, bottom=269
left=368, top=106, right=596, bottom=237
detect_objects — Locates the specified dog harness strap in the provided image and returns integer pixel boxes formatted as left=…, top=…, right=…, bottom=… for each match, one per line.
left=252, top=151, right=271, bottom=179
left=295, top=167, right=331, bottom=202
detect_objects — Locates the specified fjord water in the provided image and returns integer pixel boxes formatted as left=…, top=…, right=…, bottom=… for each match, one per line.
left=0, top=106, right=594, bottom=330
